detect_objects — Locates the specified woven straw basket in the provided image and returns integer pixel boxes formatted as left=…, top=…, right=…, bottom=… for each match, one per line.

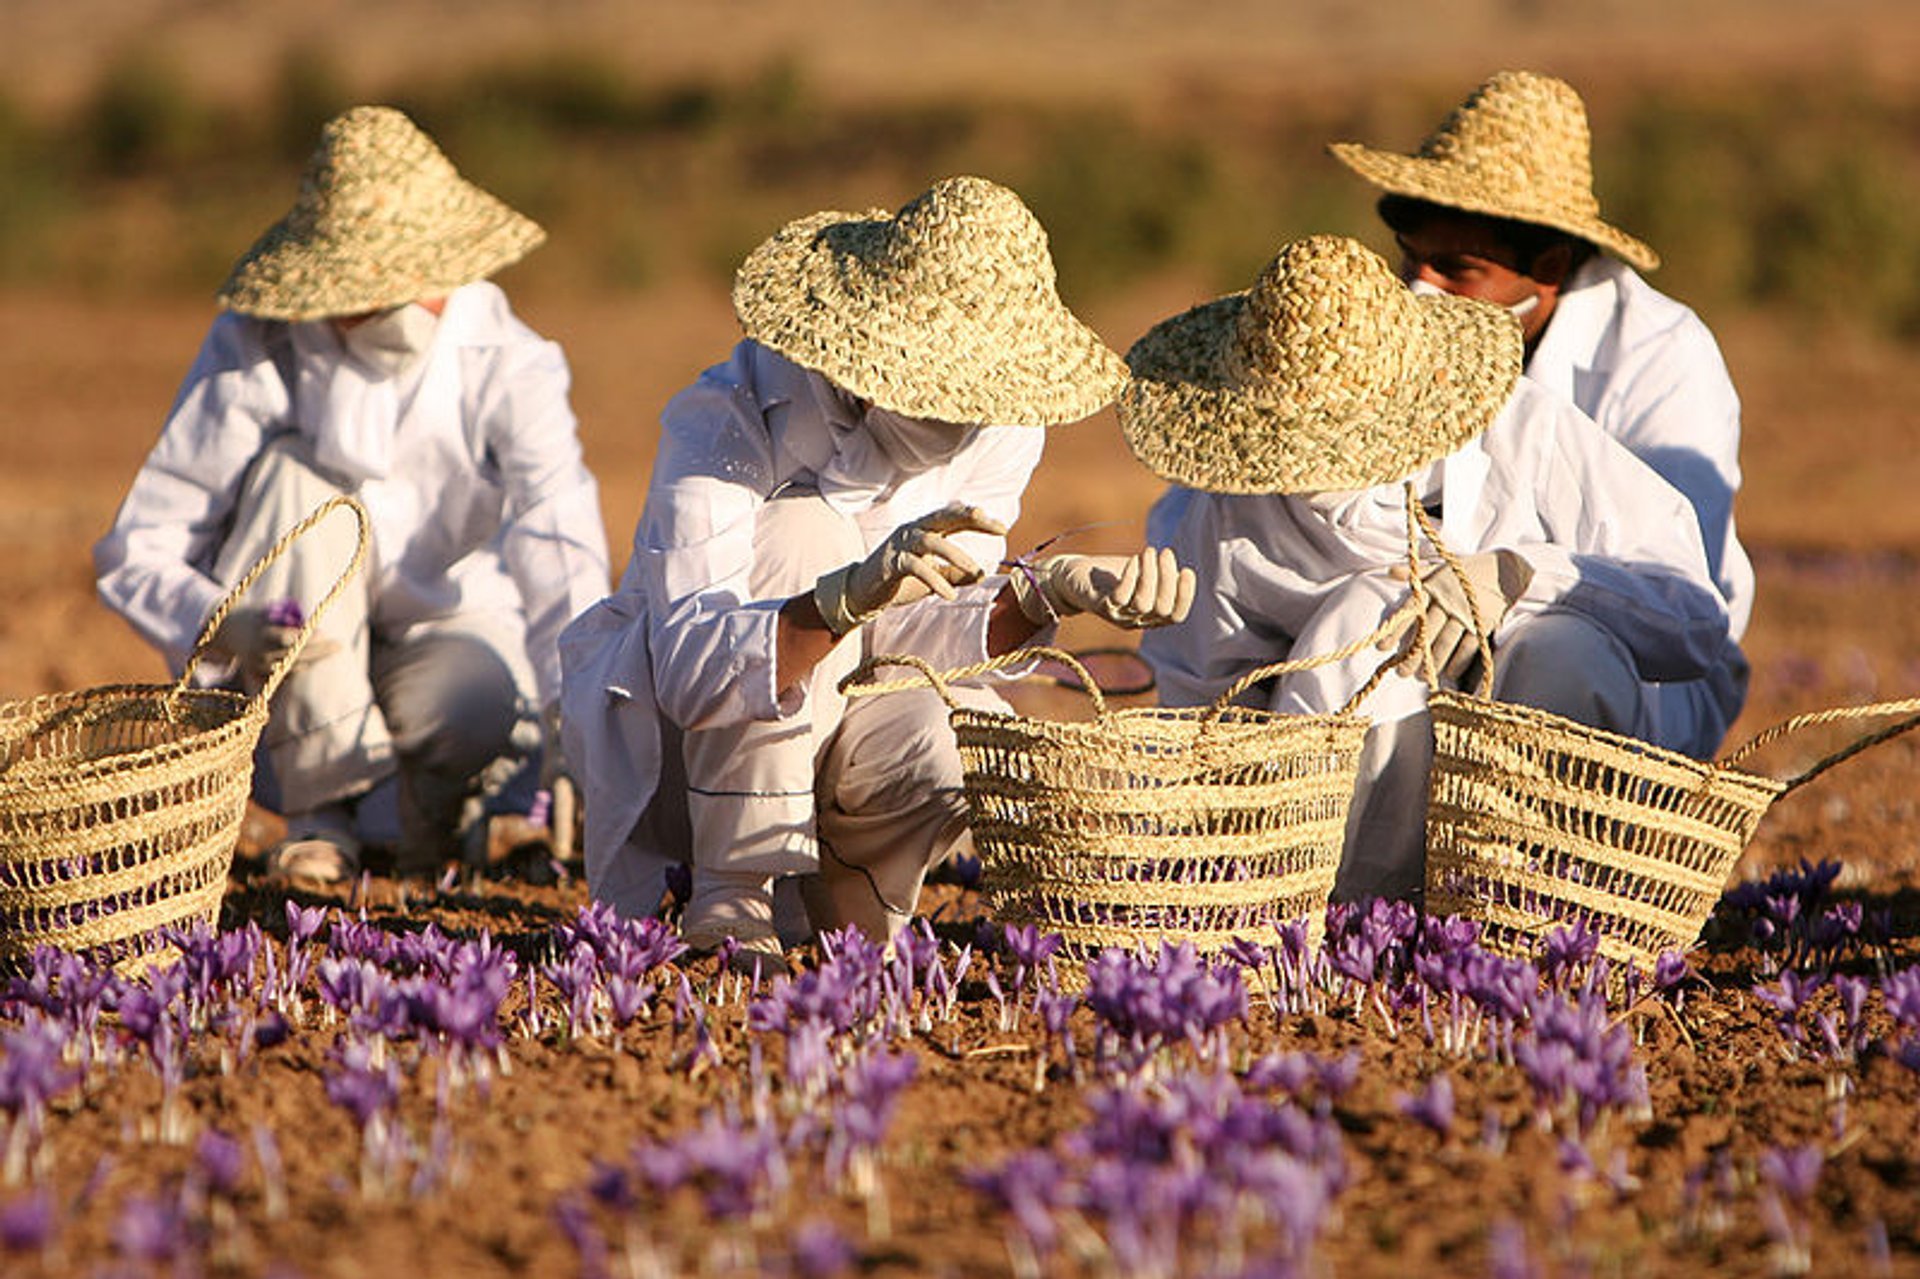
left=845, top=638, right=1400, bottom=985
left=1402, top=503, right=1920, bottom=970
left=0, top=497, right=368, bottom=975
left=1426, top=687, right=1920, bottom=970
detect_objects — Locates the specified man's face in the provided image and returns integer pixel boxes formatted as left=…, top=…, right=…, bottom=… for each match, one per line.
left=1393, top=212, right=1556, bottom=344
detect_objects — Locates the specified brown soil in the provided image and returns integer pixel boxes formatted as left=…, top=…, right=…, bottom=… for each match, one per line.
left=7, top=6, right=1920, bottom=1274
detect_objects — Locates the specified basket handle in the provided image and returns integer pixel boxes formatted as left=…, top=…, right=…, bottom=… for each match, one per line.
left=1403, top=492, right=1497, bottom=699
left=841, top=645, right=1110, bottom=719
left=175, top=496, right=372, bottom=709
left=1717, top=696, right=1920, bottom=793
left=1206, top=595, right=1421, bottom=720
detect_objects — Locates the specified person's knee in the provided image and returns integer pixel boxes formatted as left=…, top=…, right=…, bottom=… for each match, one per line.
left=380, top=634, right=523, bottom=772
left=827, top=691, right=963, bottom=815
left=1492, top=611, right=1644, bottom=734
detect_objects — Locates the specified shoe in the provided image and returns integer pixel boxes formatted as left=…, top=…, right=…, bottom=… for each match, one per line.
left=463, top=813, right=559, bottom=884
left=264, top=835, right=358, bottom=886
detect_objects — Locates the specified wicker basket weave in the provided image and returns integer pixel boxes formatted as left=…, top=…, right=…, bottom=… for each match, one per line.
left=0, top=497, right=368, bottom=974
left=1403, top=502, right=1920, bottom=969
left=1426, top=688, right=1920, bottom=969
left=845, top=635, right=1404, bottom=985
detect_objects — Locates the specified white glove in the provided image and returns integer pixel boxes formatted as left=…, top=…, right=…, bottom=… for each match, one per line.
left=1011, top=547, right=1197, bottom=630
left=209, top=608, right=341, bottom=686
left=1386, top=549, right=1535, bottom=681
left=813, top=504, right=1009, bottom=637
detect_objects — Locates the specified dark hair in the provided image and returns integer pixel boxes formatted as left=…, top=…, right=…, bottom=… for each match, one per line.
left=1377, top=195, right=1595, bottom=276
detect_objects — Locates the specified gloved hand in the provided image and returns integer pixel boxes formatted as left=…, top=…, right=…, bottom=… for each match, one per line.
left=1011, top=547, right=1197, bottom=629
left=1385, top=548, right=1535, bottom=681
left=209, top=607, right=341, bottom=687
left=813, top=504, right=1009, bottom=637
left=537, top=701, right=578, bottom=861
left=537, top=701, right=569, bottom=791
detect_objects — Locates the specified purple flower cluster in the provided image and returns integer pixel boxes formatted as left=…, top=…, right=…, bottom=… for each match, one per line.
left=1512, top=990, right=1649, bottom=1139
left=972, top=1067, right=1348, bottom=1275
left=1715, top=859, right=1884, bottom=971
left=1, top=1017, right=82, bottom=1184
left=534, top=904, right=687, bottom=1040
left=1082, top=942, right=1249, bottom=1076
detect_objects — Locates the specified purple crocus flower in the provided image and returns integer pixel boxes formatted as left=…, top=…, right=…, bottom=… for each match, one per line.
left=194, top=1129, right=249, bottom=1198
left=1759, top=1144, right=1824, bottom=1203
left=111, top=1195, right=192, bottom=1265
left=789, top=1219, right=856, bottom=1278
left=1395, top=1073, right=1455, bottom=1138
left=1883, top=968, right=1920, bottom=1031
left=0, top=1190, right=56, bottom=1253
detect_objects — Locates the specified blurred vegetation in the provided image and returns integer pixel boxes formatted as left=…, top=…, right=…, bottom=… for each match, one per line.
left=3, top=49, right=1919, bottom=335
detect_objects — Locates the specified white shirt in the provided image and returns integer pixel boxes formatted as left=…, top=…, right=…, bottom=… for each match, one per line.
left=92, top=282, right=610, bottom=706
left=558, top=340, right=1045, bottom=877
left=1529, top=256, right=1753, bottom=639
left=1141, top=377, right=1742, bottom=723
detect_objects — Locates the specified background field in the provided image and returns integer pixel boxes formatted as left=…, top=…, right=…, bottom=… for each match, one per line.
left=6, top=4, right=1920, bottom=1276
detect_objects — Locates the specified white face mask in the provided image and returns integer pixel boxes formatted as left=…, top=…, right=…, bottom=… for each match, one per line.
left=861, top=405, right=976, bottom=474
left=339, top=303, right=440, bottom=380
left=1408, top=276, right=1539, bottom=320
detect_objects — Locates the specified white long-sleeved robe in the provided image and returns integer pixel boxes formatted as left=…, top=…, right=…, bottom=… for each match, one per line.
left=93, top=281, right=610, bottom=708
left=1528, top=255, right=1754, bottom=642
left=1141, top=376, right=1741, bottom=749
left=559, top=340, right=1046, bottom=916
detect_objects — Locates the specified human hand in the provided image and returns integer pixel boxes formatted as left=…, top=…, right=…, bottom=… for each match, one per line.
left=1013, top=547, right=1197, bottom=629
left=813, top=503, right=1009, bottom=636
left=210, top=606, right=341, bottom=686
left=1383, top=548, right=1534, bottom=681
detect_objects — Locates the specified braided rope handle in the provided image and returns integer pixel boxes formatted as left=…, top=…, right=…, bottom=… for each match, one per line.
left=842, top=645, right=1110, bottom=719
left=174, top=496, right=372, bottom=709
left=1208, top=596, right=1421, bottom=719
left=1405, top=491, right=1497, bottom=698
left=1719, top=696, right=1920, bottom=792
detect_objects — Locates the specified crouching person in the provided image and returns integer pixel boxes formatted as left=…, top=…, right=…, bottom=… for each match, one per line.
left=1124, top=235, right=1739, bottom=903
left=561, top=176, right=1195, bottom=968
left=94, top=106, right=611, bottom=885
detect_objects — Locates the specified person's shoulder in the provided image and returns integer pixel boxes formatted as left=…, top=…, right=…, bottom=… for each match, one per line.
left=445, top=281, right=549, bottom=347
left=1599, top=259, right=1724, bottom=351
left=1491, top=375, right=1606, bottom=456
left=190, top=309, right=292, bottom=378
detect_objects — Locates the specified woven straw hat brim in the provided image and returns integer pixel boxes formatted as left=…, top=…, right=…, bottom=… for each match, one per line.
left=733, top=207, right=1128, bottom=427
left=219, top=198, right=544, bottom=322
left=1329, top=142, right=1660, bottom=273
left=1119, top=290, right=1521, bottom=495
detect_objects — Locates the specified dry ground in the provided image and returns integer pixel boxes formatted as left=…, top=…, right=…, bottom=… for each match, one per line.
left=6, top=4, right=1920, bottom=1275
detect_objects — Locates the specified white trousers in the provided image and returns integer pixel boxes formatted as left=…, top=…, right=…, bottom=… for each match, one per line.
left=215, top=439, right=540, bottom=868
left=644, top=488, right=999, bottom=938
left=1262, top=572, right=1720, bottom=903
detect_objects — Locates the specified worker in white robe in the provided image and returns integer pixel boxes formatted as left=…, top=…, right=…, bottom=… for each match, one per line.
left=94, top=106, right=609, bottom=884
left=561, top=177, right=1195, bottom=965
left=1125, top=236, right=1737, bottom=901
left=1332, top=69, right=1752, bottom=729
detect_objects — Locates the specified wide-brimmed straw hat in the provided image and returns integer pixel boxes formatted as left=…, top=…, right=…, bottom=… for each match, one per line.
left=217, top=106, right=545, bottom=321
left=1329, top=71, right=1659, bottom=273
left=1118, top=235, right=1522, bottom=495
left=732, top=175, right=1127, bottom=426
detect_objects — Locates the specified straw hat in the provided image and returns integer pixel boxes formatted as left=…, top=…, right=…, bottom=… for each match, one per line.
left=1118, top=235, right=1522, bottom=495
left=217, top=106, right=546, bottom=321
left=1329, top=71, right=1659, bottom=272
left=732, top=175, right=1127, bottom=426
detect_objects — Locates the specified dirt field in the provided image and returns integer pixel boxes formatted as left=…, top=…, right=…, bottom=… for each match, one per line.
left=7, top=4, right=1920, bottom=1277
